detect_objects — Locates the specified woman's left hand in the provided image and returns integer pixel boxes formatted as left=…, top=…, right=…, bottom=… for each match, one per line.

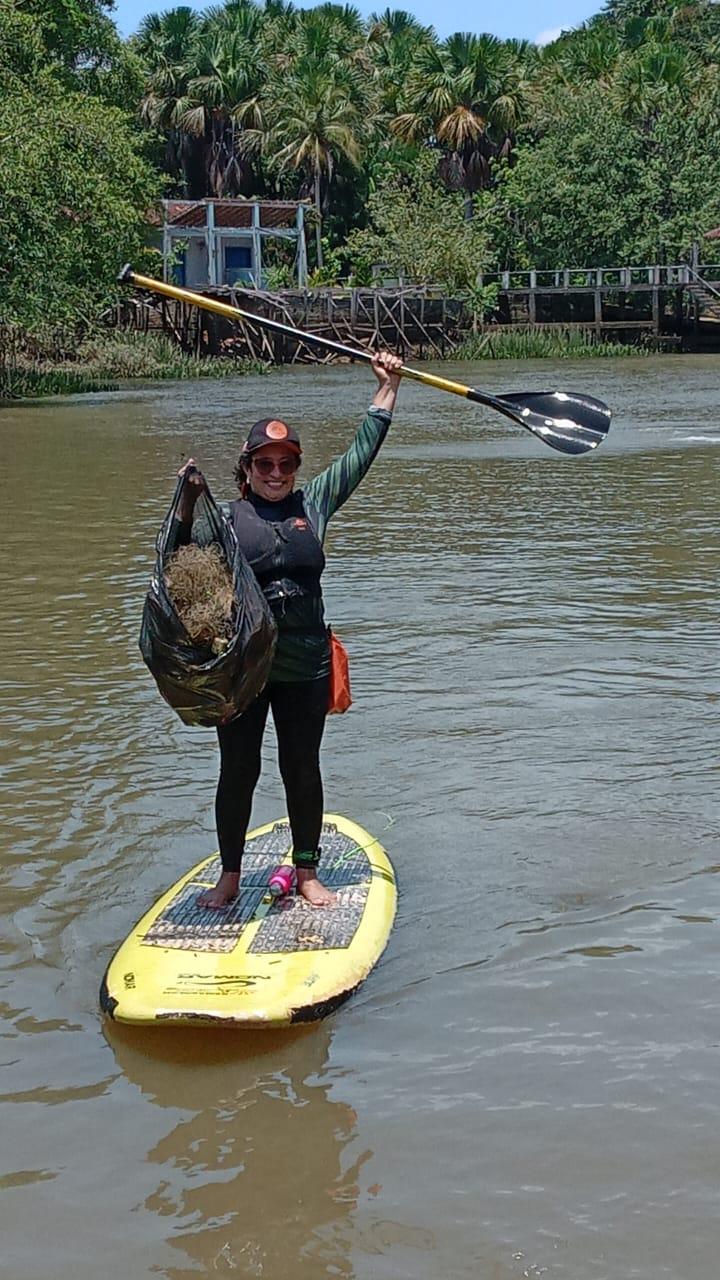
left=370, top=351, right=403, bottom=413
left=371, top=350, right=403, bottom=390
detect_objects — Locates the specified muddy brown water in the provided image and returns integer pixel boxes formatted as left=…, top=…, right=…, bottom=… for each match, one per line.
left=2, top=354, right=719, bottom=1279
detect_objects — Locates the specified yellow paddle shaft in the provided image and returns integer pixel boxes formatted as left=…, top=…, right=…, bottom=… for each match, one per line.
left=122, top=268, right=474, bottom=403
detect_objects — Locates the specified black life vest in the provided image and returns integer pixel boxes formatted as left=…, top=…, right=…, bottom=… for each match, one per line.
left=228, top=491, right=326, bottom=607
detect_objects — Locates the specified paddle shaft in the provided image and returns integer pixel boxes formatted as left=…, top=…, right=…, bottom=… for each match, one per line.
left=122, top=268, right=480, bottom=403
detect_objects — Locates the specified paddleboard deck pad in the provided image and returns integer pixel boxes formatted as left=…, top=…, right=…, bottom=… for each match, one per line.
left=100, top=814, right=396, bottom=1027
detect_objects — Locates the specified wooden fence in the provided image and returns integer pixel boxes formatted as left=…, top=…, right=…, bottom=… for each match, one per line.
left=113, top=285, right=468, bottom=361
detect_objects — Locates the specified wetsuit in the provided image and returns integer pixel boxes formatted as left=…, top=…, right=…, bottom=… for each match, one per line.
left=207, top=405, right=391, bottom=873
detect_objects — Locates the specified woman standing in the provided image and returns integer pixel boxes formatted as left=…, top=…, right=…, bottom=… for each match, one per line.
left=175, top=351, right=402, bottom=908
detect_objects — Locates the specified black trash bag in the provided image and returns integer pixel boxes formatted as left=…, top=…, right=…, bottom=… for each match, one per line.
left=139, top=470, right=277, bottom=726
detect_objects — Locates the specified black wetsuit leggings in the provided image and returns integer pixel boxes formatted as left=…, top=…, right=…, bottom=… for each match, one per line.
left=216, top=675, right=330, bottom=873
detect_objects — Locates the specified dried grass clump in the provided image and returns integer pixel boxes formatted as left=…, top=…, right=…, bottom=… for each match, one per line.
left=165, top=543, right=235, bottom=654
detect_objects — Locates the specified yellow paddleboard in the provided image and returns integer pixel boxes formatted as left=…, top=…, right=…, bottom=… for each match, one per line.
left=100, top=814, right=396, bottom=1028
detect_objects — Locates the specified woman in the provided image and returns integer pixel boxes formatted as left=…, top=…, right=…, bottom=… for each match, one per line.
left=175, top=351, right=402, bottom=909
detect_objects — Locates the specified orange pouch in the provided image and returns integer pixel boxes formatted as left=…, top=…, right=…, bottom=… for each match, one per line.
left=327, top=629, right=352, bottom=714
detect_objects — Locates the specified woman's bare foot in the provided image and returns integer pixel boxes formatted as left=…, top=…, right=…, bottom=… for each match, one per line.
left=197, top=871, right=240, bottom=909
left=296, top=867, right=337, bottom=908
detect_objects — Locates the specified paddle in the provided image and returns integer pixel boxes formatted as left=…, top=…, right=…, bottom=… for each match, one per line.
left=118, top=266, right=612, bottom=456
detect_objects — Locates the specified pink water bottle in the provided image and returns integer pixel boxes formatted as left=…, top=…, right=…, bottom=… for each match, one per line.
left=268, top=865, right=295, bottom=897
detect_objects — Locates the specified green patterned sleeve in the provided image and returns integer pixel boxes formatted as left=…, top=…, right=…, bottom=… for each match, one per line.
left=303, top=407, right=392, bottom=543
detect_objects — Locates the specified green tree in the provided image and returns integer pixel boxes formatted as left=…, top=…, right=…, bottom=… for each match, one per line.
left=346, top=149, right=491, bottom=292
left=0, top=0, right=45, bottom=76
left=611, top=38, right=697, bottom=124
left=12, top=0, right=118, bottom=69
left=0, top=67, right=161, bottom=331
left=485, top=76, right=720, bottom=268
left=366, top=8, right=434, bottom=118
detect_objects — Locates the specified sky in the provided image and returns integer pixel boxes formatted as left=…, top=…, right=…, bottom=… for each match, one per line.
left=111, top=0, right=603, bottom=45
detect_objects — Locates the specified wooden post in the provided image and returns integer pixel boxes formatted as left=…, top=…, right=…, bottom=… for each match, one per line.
left=296, top=205, right=308, bottom=287
left=528, top=289, right=536, bottom=325
left=399, top=290, right=406, bottom=355
left=674, top=286, right=684, bottom=334
left=206, top=200, right=217, bottom=286
left=252, top=202, right=262, bottom=289
left=652, top=286, right=660, bottom=335
left=594, top=288, right=602, bottom=334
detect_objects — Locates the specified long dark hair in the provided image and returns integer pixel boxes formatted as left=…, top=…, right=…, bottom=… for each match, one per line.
left=233, top=452, right=250, bottom=498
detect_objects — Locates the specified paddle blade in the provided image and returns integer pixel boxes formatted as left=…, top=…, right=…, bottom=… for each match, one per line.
left=469, top=389, right=612, bottom=455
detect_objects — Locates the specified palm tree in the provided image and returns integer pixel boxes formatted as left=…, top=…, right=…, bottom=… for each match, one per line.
left=287, top=4, right=368, bottom=70
left=135, top=5, right=202, bottom=64
left=310, top=3, right=365, bottom=39
left=612, top=40, right=696, bottom=125
left=239, top=5, right=373, bottom=266
left=262, top=0, right=295, bottom=15
left=135, top=6, right=205, bottom=195
left=544, top=22, right=621, bottom=89
left=393, top=32, right=531, bottom=216
left=181, top=5, right=268, bottom=196
left=366, top=8, right=435, bottom=117
left=137, top=2, right=274, bottom=197
left=263, top=66, right=367, bottom=266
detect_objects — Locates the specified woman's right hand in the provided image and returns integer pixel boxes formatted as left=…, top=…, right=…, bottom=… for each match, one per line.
left=177, top=457, right=207, bottom=521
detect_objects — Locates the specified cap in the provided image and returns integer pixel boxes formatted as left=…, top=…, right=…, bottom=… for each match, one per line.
left=241, top=418, right=302, bottom=457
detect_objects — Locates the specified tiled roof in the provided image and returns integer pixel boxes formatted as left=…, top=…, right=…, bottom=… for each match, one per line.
left=164, top=199, right=306, bottom=230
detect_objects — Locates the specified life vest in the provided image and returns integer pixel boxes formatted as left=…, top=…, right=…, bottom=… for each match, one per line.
left=228, top=492, right=326, bottom=628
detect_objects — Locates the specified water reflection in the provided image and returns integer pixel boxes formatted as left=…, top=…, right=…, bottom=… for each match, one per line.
left=106, top=1023, right=365, bottom=1278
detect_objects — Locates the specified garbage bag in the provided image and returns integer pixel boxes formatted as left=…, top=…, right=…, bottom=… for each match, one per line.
left=139, top=470, right=277, bottom=726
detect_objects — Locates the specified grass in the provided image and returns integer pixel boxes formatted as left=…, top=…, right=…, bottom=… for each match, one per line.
left=1, top=329, right=266, bottom=401
left=455, top=327, right=653, bottom=360
left=1, top=367, right=120, bottom=398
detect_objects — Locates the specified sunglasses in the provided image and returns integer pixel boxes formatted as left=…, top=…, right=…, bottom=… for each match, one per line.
left=251, top=456, right=298, bottom=477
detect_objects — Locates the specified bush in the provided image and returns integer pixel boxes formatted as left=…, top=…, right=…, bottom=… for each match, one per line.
left=346, top=150, right=491, bottom=295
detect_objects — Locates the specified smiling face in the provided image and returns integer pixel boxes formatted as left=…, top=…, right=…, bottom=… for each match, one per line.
left=246, top=443, right=300, bottom=502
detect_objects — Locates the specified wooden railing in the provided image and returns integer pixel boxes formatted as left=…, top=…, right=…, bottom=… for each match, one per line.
left=687, top=265, right=720, bottom=296
left=477, top=265, right=720, bottom=291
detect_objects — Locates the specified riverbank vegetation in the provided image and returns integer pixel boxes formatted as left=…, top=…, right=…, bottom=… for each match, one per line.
left=456, top=330, right=653, bottom=360
left=1, top=328, right=264, bottom=399
left=2, top=0, right=719, bottom=397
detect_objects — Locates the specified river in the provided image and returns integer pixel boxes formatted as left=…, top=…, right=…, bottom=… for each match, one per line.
left=2, top=353, right=719, bottom=1279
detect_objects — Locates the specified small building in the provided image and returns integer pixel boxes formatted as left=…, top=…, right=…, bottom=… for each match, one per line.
left=162, top=198, right=309, bottom=289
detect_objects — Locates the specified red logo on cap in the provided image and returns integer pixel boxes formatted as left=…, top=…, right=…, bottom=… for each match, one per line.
left=266, top=420, right=289, bottom=440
